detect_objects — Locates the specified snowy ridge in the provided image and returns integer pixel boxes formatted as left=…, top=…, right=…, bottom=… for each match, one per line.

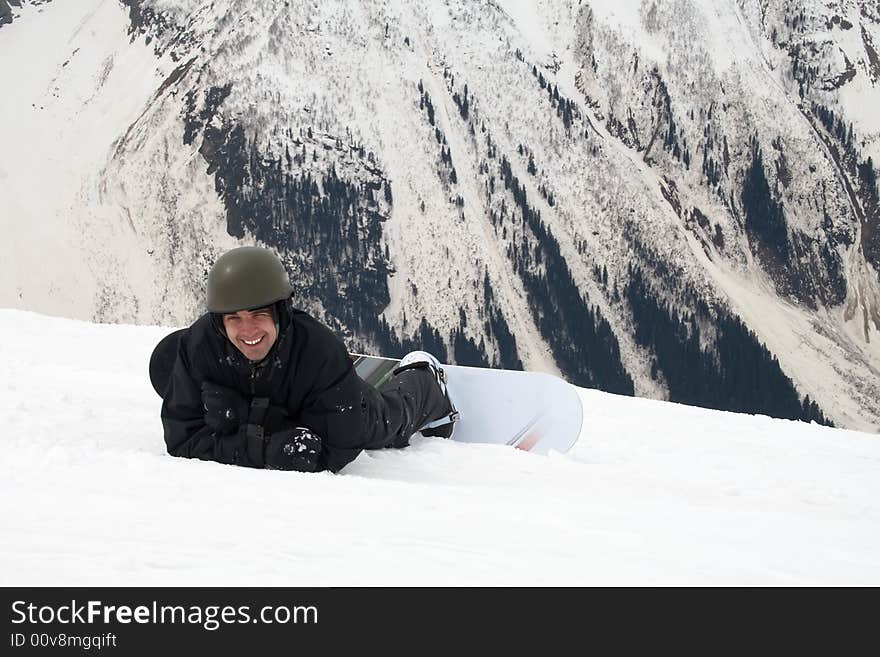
left=0, top=309, right=878, bottom=585
left=2, top=0, right=880, bottom=430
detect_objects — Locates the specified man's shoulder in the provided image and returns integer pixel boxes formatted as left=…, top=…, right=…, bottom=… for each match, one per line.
left=289, top=309, right=349, bottom=361
left=182, top=313, right=217, bottom=346
left=291, top=309, right=338, bottom=342
left=177, top=314, right=224, bottom=365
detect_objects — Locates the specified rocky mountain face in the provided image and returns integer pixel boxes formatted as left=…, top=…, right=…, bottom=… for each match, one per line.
left=3, top=0, right=880, bottom=430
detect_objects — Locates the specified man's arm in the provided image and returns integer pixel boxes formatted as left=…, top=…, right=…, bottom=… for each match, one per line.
left=161, top=335, right=283, bottom=467
left=161, top=342, right=324, bottom=472
left=296, top=335, right=370, bottom=473
left=161, top=348, right=255, bottom=467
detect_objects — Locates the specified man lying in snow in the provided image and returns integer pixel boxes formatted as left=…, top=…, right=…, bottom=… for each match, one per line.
left=161, top=246, right=457, bottom=473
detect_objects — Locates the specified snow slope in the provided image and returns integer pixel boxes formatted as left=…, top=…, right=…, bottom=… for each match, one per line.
left=0, top=0, right=180, bottom=319
left=1, top=309, right=877, bottom=586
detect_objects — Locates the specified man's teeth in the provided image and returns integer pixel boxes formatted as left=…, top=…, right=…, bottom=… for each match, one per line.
left=243, top=337, right=263, bottom=346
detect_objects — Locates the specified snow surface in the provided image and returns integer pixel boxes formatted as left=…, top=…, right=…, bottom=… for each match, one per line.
left=1, top=309, right=878, bottom=586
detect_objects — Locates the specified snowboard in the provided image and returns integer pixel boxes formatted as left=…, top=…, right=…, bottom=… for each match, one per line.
left=149, top=329, right=583, bottom=454
left=350, top=354, right=582, bottom=454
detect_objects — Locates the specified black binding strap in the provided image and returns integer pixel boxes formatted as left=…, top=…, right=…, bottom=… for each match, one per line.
left=245, top=423, right=266, bottom=467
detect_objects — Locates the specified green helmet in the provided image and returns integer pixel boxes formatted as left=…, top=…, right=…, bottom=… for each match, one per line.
left=206, top=246, right=293, bottom=313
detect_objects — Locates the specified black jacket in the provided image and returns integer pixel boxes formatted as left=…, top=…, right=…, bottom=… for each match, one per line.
left=161, top=305, right=372, bottom=472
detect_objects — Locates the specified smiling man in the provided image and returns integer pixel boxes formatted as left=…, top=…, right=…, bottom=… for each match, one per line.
left=223, top=307, right=277, bottom=361
left=161, top=246, right=457, bottom=473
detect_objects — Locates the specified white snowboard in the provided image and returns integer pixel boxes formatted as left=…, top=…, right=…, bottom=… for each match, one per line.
left=351, top=355, right=583, bottom=454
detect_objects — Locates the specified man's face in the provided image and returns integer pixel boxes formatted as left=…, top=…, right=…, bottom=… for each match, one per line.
left=222, top=307, right=277, bottom=362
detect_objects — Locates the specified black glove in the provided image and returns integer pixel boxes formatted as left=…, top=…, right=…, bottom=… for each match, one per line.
left=201, top=382, right=250, bottom=435
left=265, top=427, right=324, bottom=472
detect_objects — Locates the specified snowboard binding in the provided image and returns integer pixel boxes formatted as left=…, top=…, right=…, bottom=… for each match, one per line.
left=394, top=351, right=459, bottom=439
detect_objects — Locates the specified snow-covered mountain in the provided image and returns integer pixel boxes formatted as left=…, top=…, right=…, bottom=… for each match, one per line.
left=2, top=0, right=880, bottom=430
left=1, top=309, right=878, bottom=585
